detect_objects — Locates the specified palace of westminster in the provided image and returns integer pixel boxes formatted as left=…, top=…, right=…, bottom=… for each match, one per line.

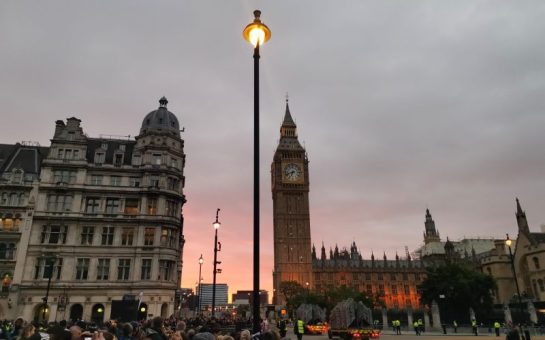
left=1, top=98, right=545, bottom=322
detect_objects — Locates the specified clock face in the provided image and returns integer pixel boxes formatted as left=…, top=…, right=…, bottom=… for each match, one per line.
left=284, top=163, right=302, bottom=181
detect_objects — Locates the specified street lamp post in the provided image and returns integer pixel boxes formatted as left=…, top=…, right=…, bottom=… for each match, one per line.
left=198, top=254, right=204, bottom=315
left=212, top=209, right=221, bottom=318
left=41, top=254, right=58, bottom=321
left=506, top=234, right=525, bottom=324
left=243, top=10, right=271, bottom=334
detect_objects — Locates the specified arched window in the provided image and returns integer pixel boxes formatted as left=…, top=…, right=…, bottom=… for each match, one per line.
left=69, top=304, right=84, bottom=321
left=91, top=304, right=105, bottom=324
left=533, top=257, right=541, bottom=270
left=538, top=279, right=544, bottom=292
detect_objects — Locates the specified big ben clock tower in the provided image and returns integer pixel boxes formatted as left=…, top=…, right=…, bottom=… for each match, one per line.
left=271, top=100, right=312, bottom=305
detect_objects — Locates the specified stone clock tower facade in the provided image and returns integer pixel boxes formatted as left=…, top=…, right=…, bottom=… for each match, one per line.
left=271, top=102, right=312, bottom=305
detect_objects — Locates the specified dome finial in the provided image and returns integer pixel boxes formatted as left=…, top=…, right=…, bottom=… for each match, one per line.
left=159, top=96, right=168, bottom=108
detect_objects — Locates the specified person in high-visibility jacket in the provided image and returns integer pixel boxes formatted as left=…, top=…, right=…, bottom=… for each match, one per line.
left=494, top=321, right=501, bottom=337
left=471, top=319, right=478, bottom=336
left=294, top=318, right=305, bottom=340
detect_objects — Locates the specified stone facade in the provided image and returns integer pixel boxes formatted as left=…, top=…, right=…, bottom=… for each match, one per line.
left=0, top=143, right=47, bottom=318
left=8, top=98, right=186, bottom=322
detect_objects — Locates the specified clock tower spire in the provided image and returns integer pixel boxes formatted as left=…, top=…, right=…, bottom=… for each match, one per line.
left=271, top=99, right=312, bottom=305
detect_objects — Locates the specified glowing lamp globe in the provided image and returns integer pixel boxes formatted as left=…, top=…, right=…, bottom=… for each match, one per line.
left=243, top=10, right=271, bottom=47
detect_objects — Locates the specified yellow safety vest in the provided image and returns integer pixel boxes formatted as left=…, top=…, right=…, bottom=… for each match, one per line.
left=297, top=320, right=305, bottom=334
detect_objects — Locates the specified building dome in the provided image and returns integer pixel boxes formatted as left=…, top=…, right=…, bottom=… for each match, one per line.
left=140, top=97, right=181, bottom=137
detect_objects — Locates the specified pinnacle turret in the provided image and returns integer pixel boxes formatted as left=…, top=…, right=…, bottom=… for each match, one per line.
left=515, top=197, right=530, bottom=234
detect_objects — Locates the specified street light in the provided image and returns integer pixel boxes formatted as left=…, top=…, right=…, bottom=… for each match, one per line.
left=212, top=209, right=221, bottom=318
left=198, top=254, right=204, bottom=315
left=243, top=9, right=271, bottom=334
left=506, top=233, right=525, bottom=324
left=40, top=253, right=58, bottom=322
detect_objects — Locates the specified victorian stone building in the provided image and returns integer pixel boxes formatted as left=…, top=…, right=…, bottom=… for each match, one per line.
left=271, top=102, right=427, bottom=308
left=10, top=97, right=186, bottom=322
left=0, top=143, right=48, bottom=317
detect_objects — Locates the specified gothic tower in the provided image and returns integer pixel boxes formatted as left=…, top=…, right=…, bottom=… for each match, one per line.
left=271, top=100, right=312, bottom=305
left=423, top=208, right=440, bottom=244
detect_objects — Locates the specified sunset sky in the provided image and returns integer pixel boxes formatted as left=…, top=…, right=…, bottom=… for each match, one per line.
left=2, top=1, right=545, bottom=302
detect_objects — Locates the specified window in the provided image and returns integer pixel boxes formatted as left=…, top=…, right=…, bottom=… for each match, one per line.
left=161, top=228, right=176, bottom=247
left=9, top=193, right=19, bottom=206
left=12, top=170, right=23, bottom=183
left=1, top=193, right=7, bottom=205
left=121, top=228, right=134, bottom=246
left=539, top=279, right=545, bottom=292
left=404, top=285, right=410, bottom=294
left=167, top=177, right=179, bottom=191
left=150, top=176, right=160, bottom=188
left=390, top=274, right=396, bottom=281
left=47, top=194, right=73, bottom=212
left=97, top=259, right=110, bottom=280
left=81, top=226, right=94, bottom=245
left=165, top=200, right=177, bottom=217
left=402, top=273, right=408, bottom=280
left=91, top=175, right=103, bottom=185
left=101, top=143, right=108, bottom=150
left=130, top=177, right=140, bottom=187
left=365, top=273, right=371, bottom=280
left=533, top=257, right=540, bottom=270
left=378, top=284, right=385, bottom=294
left=171, top=158, right=178, bottom=169
left=366, top=284, right=373, bottom=296
left=415, top=273, right=421, bottom=280
left=94, top=152, right=105, bottom=164
left=119, top=145, right=126, bottom=151
left=105, top=198, right=120, bottom=214
left=41, top=225, right=67, bottom=244
left=75, top=258, right=90, bottom=280
left=132, top=154, right=141, bottom=166
left=152, top=153, right=162, bottom=165
left=117, top=259, right=131, bottom=280
left=101, top=226, right=114, bottom=245
left=85, top=198, right=100, bottom=213
left=391, top=285, right=398, bottom=295
left=53, top=170, right=76, bottom=184
left=144, top=228, right=155, bottom=246
left=110, top=176, right=122, bottom=186
left=147, top=198, right=157, bottom=215
left=124, top=199, right=139, bottom=215
left=114, top=153, right=123, bottom=167
left=159, top=260, right=174, bottom=281
left=141, top=259, right=152, bottom=280
left=34, top=257, right=62, bottom=280
left=377, top=273, right=383, bottom=281
left=161, top=228, right=176, bottom=248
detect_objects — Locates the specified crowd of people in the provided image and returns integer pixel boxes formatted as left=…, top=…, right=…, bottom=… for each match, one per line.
left=0, top=316, right=293, bottom=340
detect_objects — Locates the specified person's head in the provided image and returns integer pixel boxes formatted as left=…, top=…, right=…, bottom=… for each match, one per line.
left=240, top=330, right=251, bottom=340
left=69, top=325, right=82, bottom=340
left=122, top=323, right=133, bottom=337
left=21, top=324, right=35, bottom=339
left=176, top=321, right=186, bottom=333
left=152, top=317, right=163, bottom=331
